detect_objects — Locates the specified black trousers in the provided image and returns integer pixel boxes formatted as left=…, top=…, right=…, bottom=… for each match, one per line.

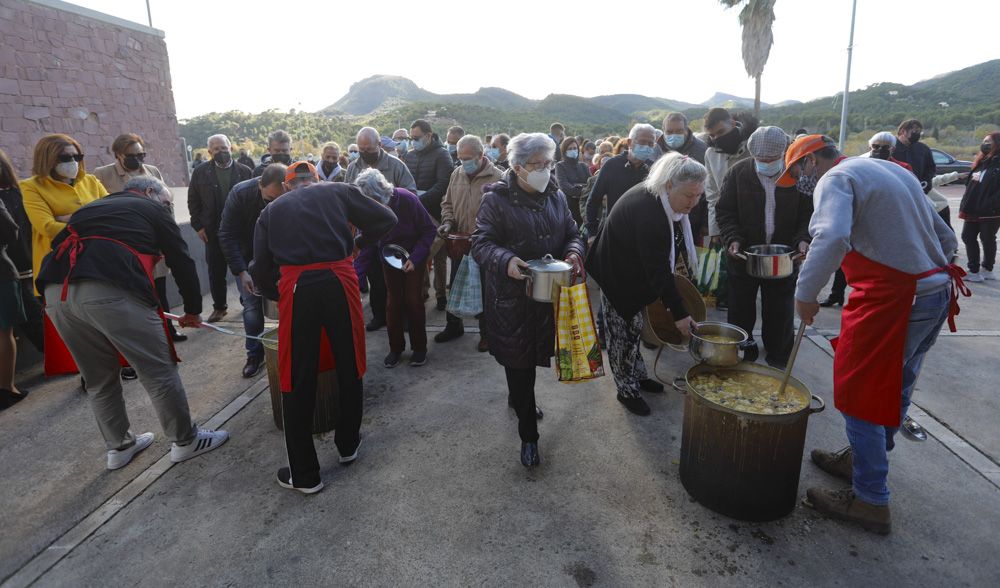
left=154, top=276, right=179, bottom=336
left=367, top=263, right=387, bottom=323
left=204, top=234, right=228, bottom=311
left=282, top=275, right=364, bottom=487
left=830, top=268, right=848, bottom=300
left=727, top=272, right=796, bottom=363
left=17, top=278, right=44, bottom=353
left=961, top=219, right=1000, bottom=273
left=504, top=366, right=538, bottom=443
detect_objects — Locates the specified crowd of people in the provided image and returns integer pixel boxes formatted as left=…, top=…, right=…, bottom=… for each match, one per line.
left=0, top=109, right=996, bottom=535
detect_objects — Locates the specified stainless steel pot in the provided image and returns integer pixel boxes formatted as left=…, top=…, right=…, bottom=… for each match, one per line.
left=521, top=254, right=572, bottom=303
left=263, top=298, right=279, bottom=320
left=688, top=321, right=755, bottom=366
left=673, top=362, right=825, bottom=521
left=735, top=244, right=803, bottom=279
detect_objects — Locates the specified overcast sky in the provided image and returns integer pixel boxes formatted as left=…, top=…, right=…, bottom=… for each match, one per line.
left=71, top=0, right=1000, bottom=120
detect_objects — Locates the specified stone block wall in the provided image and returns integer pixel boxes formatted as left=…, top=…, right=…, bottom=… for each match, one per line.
left=0, top=0, right=187, bottom=186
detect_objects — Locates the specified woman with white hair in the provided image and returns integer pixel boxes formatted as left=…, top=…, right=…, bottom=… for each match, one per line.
left=586, top=153, right=703, bottom=416
left=472, top=132, right=585, bottom=467
left=353, top=169, right=436, bottom=368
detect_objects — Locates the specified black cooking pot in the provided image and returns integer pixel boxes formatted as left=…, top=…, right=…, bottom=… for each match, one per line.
left=674, top=362, right=825, bottom=521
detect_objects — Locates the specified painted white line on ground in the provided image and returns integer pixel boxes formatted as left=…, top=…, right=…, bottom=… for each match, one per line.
left=803, top=331, right=1000, bottom=492
left=1, top=377, right=270, bottom=588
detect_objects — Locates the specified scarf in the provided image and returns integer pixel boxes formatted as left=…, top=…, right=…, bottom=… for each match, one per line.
left=758, top=171, right=778, bottom=244
left=659, top=190, right=697, bottom=272
left=317, top=163, right=342, bottom=181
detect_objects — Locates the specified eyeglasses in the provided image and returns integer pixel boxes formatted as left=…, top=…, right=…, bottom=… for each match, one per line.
left=57, top=154, right=84, bottom=163
left=524, top=161, right=554, bottom=171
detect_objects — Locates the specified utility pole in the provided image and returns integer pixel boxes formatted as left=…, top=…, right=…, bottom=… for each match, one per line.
left=838, top=0, right=858, bottom=151
left=145, top=0, right=153, bottom=27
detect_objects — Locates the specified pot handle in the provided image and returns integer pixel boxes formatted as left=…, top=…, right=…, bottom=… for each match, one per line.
left=737, top=339, right=757, bottom=361
left=672, top=377, right=688, bottom=394
left=791, top=252, right=805, bottom=262
left=734, top=252, right=748, bottom=261
left=809, top=394, right=826, bottom=414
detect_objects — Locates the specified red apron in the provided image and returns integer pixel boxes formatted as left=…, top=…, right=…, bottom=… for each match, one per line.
left=830, top=251, right=969, bottom=426
left=43, top=227, right=180, bottom=376
left=276, top=259, right=366, bottom=393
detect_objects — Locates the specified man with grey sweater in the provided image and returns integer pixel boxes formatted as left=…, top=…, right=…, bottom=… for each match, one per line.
left=784, top=135, right=961, bottom=535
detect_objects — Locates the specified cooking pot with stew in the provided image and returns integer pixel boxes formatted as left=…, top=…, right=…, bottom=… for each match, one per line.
left=688, top=322, right=757, bottom=367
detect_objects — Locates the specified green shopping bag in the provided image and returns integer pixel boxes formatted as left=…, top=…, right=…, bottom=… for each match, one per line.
left=445, top=255, right=483, bottom=317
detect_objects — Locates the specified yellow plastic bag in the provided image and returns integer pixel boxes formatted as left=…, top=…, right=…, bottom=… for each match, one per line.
left=555, top=283, right=605, bottom=383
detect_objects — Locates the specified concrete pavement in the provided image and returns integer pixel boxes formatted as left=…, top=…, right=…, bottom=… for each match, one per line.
left=3, top=190, right=999, bottom=585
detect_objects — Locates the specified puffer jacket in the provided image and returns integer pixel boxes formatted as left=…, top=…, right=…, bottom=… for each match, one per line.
left=472, top=171, right=584, bottom=369
left=959, top=157, right=1000, bottom=220
left=403, top=134, right=453, bottom=221
left=440, top=159, right=503, bottom=234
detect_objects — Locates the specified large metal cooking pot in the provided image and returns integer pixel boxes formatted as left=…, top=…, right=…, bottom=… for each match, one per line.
left=263, top=298, right=279, bottom=320
left=735, top=244, right=803, bottom=279
left=521, top=254, right=572, bottom=303
left=262, top=327, right=338, bottom=433
left=674, top=362, right=825, bottom=521
left=688, top=321, right=756, bottom=366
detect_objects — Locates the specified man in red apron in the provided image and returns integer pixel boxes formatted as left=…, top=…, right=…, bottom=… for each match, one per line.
left=781, top=135, right=965, bottom=534
left=36, top=177, right=229, bottom=471
left=251, top=179, right=397, bottom=494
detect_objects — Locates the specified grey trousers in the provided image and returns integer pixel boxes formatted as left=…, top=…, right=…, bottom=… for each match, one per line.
left=45, top=281, right=197, bottom=450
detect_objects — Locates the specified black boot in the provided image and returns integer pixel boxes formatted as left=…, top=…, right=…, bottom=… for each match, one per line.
left=520, top=442, right=540, bottom=467
left=820, top=295, right=844, bottom=308
left=434, top=320, right=464, bottom=343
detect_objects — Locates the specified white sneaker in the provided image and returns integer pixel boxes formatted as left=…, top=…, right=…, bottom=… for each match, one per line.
left=107, top=432, right=154, bottom=470
left=965, top=271, right=985, bottom=283
left=339, top=438, right=362, bottom=465
left=170, top=429, right=229, bottom=463
left=982, top=269, right=996, bottom=280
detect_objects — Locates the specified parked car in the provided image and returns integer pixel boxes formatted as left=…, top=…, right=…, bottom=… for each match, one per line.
left=931, top=148, right=973, bottom=178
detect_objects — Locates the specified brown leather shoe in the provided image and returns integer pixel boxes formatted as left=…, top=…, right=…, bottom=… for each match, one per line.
left=207, top=308, right=227, bottom=323
left=477, top=337, right=489, bottom=353
left=811, top=445, right=853, bottom=482
left=805, top=487, right=891, bottom=535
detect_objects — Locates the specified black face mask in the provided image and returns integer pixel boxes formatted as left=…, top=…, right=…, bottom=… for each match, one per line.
left=122, top=155, right=143, bottom=171
left=871, top=146, right=892, bottom=160
left=711, top=125, right=743, bottom=154
left=271, top=153, right=292, bottom=165
left=981, top=143, right=992, bottom=155
left=321, top=160, right=337, bottom=175
left=360, top=150, right=379, bottom=165
left=213, top=151, right=232, bottom=166
left=908, top=131, right=922, bottom=144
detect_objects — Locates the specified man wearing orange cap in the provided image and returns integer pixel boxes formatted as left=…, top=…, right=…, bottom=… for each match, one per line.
left=785, top=135, right=965, bottom=534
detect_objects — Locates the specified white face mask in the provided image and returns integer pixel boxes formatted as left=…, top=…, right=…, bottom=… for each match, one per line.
left=523, top=168, right=550, bottom=192
left=55, top=161, right=79, bottom=180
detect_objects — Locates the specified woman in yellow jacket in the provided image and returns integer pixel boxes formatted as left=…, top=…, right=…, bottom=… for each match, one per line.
left=20, top=134, right=108, bottom=295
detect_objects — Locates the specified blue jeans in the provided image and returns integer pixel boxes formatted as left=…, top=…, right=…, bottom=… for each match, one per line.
left=843, top=287, right=950, bottom=505
left=235, top=276, right=264, bottom=359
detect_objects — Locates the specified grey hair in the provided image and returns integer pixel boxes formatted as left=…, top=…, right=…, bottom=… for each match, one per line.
left=628, top=123, right=657, bottom=141
left=507, top=132, right=555, bottom=169
left=123, top=175, right=171, bottom=203
left=456, top=134, right=484, bottom=155
left=664, top=112, right=688, bottom=127
left=207, top=134, right=230, bottom=148
left=869, top=131, right=897, bottom=146
left=267, top=129, right=292, bottom=145
left=354, top=168, right=394, bottom=204
left=357, top=127, right=379, bottom=143
left=644, top=152, right=707, bottom=194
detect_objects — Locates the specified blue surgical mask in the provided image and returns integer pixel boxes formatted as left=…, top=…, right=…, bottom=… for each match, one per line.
left=755, top=159, right=785, bottom=177
left=411, top=137, right=426, bottom=151
left=631, top=144, right=655, bottom=162
left=566, top=149, right=579, bottom=159
left=486, top=147, right=500, bottom=161
left=396, top=140, right=408, bottom=153
left=461, top=158, right=480, bottom=175
left=448, top=143, right=457, bottom=154
left=665, top=134, right=686, bottom=149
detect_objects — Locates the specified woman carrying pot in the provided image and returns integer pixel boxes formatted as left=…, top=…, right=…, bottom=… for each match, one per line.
left=586, top=153, right=703, bottom=417
left=353, top=169, right=436, bottom=368
left=716, top=126, right=813, bottom=369
left=472, top=132, right=584, bottom=468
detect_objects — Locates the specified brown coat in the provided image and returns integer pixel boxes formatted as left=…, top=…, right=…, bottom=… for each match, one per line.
left=440, top=160, right=503, bottom=234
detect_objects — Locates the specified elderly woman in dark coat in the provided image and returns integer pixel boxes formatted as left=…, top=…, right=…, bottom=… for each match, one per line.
left=472, top=132, right=585, bottom=467
left=554, top=137, right=591, bottom=227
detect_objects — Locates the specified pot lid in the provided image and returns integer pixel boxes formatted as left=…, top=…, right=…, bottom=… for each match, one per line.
left=382, top=244, right=409, bottom=270
left=525, top=253, right=572, bottom=273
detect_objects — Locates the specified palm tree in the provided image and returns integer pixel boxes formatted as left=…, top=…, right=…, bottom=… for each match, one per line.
left=719, top=0, right=776, bottom=118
